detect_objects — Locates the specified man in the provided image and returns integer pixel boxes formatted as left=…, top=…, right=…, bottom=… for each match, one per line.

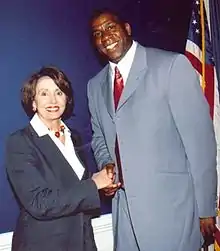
left=87, top=9, right=217, bottom=251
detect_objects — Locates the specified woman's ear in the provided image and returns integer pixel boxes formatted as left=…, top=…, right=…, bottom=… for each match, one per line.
left=32, top=101, right=37, bottom=112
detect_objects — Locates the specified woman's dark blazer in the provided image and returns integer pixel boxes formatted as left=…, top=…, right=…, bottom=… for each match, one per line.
left=5, top=124, right=100, bottom=251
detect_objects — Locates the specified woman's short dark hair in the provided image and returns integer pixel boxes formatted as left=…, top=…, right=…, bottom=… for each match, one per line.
left=21, top=66, right=74, bottom=120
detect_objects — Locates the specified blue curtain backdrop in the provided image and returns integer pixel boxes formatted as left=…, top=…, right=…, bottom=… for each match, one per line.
left=0, top=0, right=191, bottom=233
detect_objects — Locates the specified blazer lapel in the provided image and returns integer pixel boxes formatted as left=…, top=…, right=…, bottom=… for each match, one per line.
left=101, top=65, right=115, bottom=119
left=24, top=125, right=79, bottom=182
left=117, top=44, right=148, bottom=111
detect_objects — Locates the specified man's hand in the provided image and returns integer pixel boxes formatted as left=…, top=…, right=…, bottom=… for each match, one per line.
left=200, top=217, right=216, bottom=237
left=102, top=163, right=121, bottom=196
left=104, top=163, right=116, bottom=180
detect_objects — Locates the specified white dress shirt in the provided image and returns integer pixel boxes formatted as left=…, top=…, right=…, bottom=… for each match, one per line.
left=30, top=113, right=85, bottom=180
left=109, top=40, right=137, bottom=88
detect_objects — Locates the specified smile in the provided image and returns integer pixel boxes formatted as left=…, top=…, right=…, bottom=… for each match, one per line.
left=46, top=106, right=59, bottom=112
left=105, top=42, right=118, bottom=50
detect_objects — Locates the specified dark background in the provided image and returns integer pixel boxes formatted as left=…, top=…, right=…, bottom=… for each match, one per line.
left=0, top=0, right=192, bottom=233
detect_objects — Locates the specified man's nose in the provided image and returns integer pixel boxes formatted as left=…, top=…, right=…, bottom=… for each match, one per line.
left=101, top=30, right=111, bottom=42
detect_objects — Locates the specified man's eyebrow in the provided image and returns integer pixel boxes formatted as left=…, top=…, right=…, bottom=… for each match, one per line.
left=92, top=21, right=116, bottom=30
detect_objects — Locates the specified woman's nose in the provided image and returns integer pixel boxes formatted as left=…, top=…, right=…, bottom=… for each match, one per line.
left=50, top=94, right=57, bottom=103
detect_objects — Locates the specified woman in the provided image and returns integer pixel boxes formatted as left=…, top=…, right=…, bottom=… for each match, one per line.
left=5, top=66, right=114, bottom=251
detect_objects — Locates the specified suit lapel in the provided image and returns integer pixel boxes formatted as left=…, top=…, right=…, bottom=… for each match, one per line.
left=101, top=65, right=115, bottom=119
left=101, top=44, right=148, bottom=116
left=24, top=125, right=79, bottom=182
left=117, top=44, right=148, bottom=111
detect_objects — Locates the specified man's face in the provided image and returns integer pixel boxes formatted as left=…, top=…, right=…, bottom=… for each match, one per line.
left=91, top=13, right=132, bottom=63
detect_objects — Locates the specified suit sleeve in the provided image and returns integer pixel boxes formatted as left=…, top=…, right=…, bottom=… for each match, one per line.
left=87, top=80, right=114, bottom=170
left=6, top=132, right=100, bottom=220
left=167, top=54, right=217, bottom=217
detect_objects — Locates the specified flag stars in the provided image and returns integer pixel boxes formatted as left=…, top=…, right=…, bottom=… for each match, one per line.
left=195, top=0, right=199, bottom=5
left=192, top=19, right=197, bottom=24
left=195, top=29, right=200, bottom=34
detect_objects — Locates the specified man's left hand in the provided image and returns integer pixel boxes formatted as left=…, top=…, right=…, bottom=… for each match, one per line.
left=200, top=217, right=216, bottom=237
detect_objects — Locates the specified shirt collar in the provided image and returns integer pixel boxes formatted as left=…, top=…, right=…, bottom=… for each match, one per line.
left=109, top=40, right=137, bottom=75
left=30, top=113, right=70, bottom=137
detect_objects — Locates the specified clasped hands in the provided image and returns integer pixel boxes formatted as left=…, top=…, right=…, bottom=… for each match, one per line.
left=92, top=163, right=121, bottom=196
left=102, top=163, right=121, bottom=196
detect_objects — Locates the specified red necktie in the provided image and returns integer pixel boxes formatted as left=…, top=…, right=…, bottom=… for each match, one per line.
left=113, top=66, right=124, bottom=186
left=113, top=67, right=124, bottom=109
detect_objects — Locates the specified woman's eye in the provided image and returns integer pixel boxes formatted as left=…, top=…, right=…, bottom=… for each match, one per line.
left=40, top=92, right=47, bottom=96
left=57, top=91, right=63, bottom=96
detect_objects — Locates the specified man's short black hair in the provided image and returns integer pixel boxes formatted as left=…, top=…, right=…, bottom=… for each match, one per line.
left=89, top=8, right=127, bottom=27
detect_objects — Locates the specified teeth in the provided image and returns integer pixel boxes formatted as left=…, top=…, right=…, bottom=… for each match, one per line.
left=106, top=42, right=117, bottom=50
left=46, top=107, right=59, bottom=112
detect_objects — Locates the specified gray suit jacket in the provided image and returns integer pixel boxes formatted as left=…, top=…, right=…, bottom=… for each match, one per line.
left=87, top=43, right=217, bottom=251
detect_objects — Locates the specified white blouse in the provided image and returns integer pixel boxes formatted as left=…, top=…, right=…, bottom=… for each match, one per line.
left=30, top=113, right=85, bottom=180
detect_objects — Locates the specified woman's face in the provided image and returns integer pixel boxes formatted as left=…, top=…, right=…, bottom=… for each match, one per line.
left=32, top=77, right=67, bottom=125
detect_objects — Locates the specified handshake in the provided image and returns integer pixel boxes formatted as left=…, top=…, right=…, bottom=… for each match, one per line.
left=92, top=163, right=121, bottom=196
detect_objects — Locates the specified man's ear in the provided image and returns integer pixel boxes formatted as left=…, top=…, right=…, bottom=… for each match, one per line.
left=124, top=23, right=132, bottom=36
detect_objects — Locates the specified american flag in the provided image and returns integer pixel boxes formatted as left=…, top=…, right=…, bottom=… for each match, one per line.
left=185, top=1, right=219, bottom=251
left=185, top=0, right=215, bottom=118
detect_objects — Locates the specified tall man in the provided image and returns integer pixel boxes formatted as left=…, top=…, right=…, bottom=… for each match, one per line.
left=87, top=10, right=217, bottom=251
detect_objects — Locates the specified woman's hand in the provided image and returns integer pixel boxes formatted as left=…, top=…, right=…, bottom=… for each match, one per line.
left=92, top=168, right=114, bottom=190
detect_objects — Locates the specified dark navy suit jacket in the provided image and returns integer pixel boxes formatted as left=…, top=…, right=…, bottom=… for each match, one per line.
left=6, top=124, right=100, bottom=251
